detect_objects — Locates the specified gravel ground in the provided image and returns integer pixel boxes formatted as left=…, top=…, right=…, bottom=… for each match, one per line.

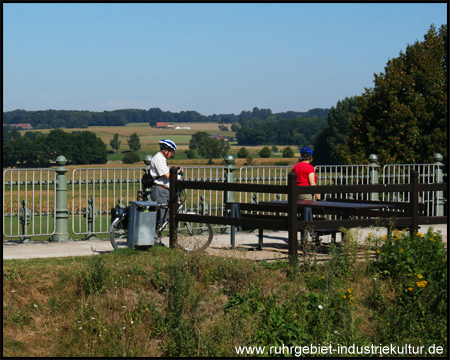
left=3, top=224, right=447, bottom=261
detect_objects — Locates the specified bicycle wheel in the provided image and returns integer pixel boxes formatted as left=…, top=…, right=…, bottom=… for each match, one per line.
left=110, top=216, right=129, bottom=250
left=177, top=215, right=213, bottom=252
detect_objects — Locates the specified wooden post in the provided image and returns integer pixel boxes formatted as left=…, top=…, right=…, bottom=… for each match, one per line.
left=410, top=170, right=419, bottom=236
left=169, top=167, right=178, bottom=249
left=287, top=171, right=298, bottom=264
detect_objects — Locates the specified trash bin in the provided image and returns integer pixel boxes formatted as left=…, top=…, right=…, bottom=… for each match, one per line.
left=127, top=201, right=158, bottom=248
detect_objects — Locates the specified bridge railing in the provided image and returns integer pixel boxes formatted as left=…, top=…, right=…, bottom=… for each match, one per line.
left=2, top=153, right=446, bottom=241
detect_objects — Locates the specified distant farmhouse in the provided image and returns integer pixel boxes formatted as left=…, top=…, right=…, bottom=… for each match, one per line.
left=4, top=123, right=33, bottom=130
left=210, top=134, right=229, bottom=141
left=156, top=122, right=168, bottom=128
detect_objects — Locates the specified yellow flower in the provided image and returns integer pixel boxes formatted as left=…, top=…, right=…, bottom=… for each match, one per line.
left=416, top=274, right=424, bottom=279
left=342, top=295, right=347, bottom=299
left=408, top=287, right=414, bottom=292
left=415, top=281, right=428, bottom=288
left=399, top=249, right=404, bottom=252
left=347, top=288, right=352, bottom=293
left=319, top=276, right=325, bottom=280
left=376, top=249, right=381, bottom=254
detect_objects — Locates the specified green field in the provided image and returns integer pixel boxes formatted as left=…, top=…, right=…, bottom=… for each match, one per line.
left=20, top=122, right=301, bottom=166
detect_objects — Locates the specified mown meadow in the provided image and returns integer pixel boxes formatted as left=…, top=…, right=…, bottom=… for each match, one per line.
left=3, top=228, right=447, bottom=357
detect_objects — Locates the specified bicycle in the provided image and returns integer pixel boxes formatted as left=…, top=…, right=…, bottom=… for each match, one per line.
left=110, top=188, right=214, bottom=252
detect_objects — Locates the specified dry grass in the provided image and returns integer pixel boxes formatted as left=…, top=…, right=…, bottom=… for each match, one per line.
left=4, top=229, right=447, bottom=357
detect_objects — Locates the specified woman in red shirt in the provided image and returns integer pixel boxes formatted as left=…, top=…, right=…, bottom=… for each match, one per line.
left=292, top=146, right=320, bottom=201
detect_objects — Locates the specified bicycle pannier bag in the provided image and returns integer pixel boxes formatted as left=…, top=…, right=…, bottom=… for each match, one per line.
left=141, top=170, right=155, bottom=188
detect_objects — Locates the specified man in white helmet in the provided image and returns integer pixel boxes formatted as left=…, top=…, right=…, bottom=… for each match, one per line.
left=150, top=139, right=182, bottom=232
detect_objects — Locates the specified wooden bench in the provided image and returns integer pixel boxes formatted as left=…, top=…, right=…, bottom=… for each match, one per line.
left=225, top=202, right=342, bottom=250
left=325, top=198, right=426, bottom=236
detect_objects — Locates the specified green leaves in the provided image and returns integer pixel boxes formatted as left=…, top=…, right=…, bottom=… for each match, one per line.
left=189, top=132, right=230, bottom=160
left=109, top=133, right=121, bottom=154
left=127, top=133, right=141, bottom=152
left=236, top=117, right=327, bottom=146
left=2, top=129, right=108, bottom=167
left=335, top=24, right=447, bottom=165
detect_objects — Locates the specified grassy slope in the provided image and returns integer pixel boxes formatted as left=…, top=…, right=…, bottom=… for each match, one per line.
left=3, top=229, right=447, bottom=357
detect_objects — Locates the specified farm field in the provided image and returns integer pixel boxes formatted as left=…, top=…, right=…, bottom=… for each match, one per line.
left=19, top=122, right=302, bottom=166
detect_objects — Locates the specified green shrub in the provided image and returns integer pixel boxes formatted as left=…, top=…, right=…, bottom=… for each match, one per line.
left=185, top=149, right=196, bottom=159
left=237, top=147, right=249, bottom=158
left=259, top=147, right=271, bottom=158
left=282, top=146, right=295, bottom=158
left=372, top=229, right=447, bottom=348
left=122, top=151, right=141, bottom=164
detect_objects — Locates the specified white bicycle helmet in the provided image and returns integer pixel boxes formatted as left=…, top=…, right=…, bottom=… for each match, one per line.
left=159, top=139, right=177, bottom=151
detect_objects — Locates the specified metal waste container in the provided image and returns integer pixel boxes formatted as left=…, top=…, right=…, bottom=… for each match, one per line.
left=127, top=201, right=157, bottom=248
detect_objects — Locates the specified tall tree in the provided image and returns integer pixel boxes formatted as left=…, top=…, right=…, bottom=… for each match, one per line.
left=70, top=131, right=108, bottom=165
left=314, top=96, right=359, bottom=165
left=127, top=133, right=141, bottom=152
left=335, top=24, right=447, bottom=165
left=189, top=132, right=230, bottom=160
left=110, top=133, right=121, bottom=154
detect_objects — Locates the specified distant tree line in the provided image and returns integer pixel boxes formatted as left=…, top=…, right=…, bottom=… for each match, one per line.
left=2, top=128, right=107, bottom=167
left=3, top=107, right=328, bottom=130
left=236, top=116, right=327, bottom=146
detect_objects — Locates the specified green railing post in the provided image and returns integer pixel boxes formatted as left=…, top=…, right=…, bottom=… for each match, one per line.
left=19, top=200, right=32, bottom=243
left=83, top=198, right=98, bottom=240
left=434, top=153, right=444, bottom=216
left=143, top=155, right=153, bottom=198
left=224, top=154, right=236, bottom=203
left=368, top=154, right=379, bottom=201
left=50, top=155, right=72, bottom=242
left=224, top=154, right=236, bottom=235
left=199, top=195, right=209, bottom=215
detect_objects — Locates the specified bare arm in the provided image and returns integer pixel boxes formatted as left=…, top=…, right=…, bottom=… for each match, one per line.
left=161, top=167, right=183, bottom=179
left=308, top=173, right=321, bottom=200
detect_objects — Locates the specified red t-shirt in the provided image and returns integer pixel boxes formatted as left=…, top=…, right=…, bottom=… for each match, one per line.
left=292, top=161, right=317, bottom=186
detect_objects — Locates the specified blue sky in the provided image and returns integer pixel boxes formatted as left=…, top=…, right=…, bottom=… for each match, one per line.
left=3, top=3, right=447, bottom=115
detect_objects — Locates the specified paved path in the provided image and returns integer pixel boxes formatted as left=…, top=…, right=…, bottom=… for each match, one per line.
left=3, top=224, right=446, bottom=261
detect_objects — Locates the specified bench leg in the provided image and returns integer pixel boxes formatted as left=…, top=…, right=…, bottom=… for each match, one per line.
left=301, top=229, right=308, bottom=258
left=231, top=225, right=236, bottom=249
left=331, top=231, right=337, bottom=244
left=257, top=228, right=263, bottom=250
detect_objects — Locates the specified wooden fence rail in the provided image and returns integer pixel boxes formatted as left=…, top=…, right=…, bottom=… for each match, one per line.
left=169, top=168, right=447, bottom=263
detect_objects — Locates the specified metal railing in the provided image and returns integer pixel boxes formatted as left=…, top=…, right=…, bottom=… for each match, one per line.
left=381, top=163, right=444, bottom=216
left=3, top=168, right=56, bottom=239
left=2, top=153, right=447, bottom=241
left=71, top=166, right=143, bottom=238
